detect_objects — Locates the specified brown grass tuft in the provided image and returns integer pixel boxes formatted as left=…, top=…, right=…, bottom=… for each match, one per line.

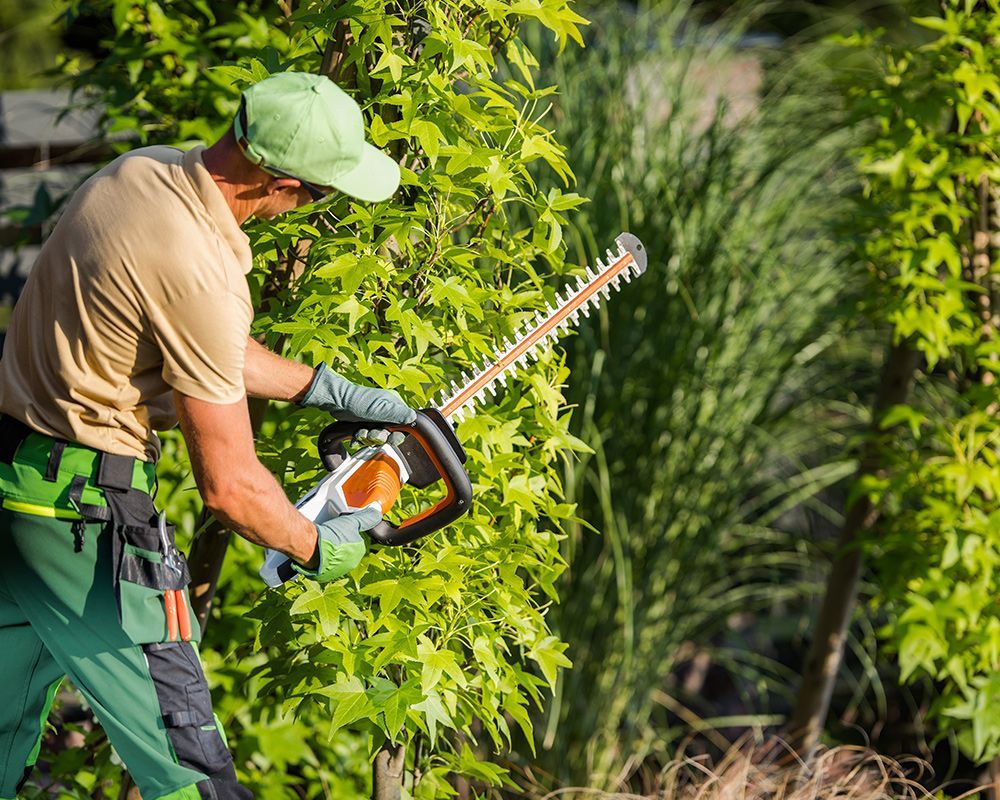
left=525, top=739, right=986, bottom=800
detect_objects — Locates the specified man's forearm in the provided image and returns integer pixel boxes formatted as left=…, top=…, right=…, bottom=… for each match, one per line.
left=209, top=460, right=319, bottom=568
left=243, top=337, right=316, bottom=402
left=175, top=390, right=319, bottom=568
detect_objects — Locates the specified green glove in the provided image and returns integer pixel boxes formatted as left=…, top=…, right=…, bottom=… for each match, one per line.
left=354, top=429, right=406, bottom=448
left=293, top=506, right=381, bottom=583
left=301, top=363, right=416, bottom=424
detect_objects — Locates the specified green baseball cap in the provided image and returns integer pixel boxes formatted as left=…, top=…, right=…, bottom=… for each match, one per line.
left=234, top=72, right=400, bottom=203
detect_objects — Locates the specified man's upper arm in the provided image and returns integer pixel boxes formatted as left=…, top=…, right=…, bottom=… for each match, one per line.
left=173, top=390, right=257, bottom=505
left=150, top=291, right=251, bottom=403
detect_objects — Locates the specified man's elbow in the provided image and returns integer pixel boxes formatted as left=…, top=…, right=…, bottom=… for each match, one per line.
left=200, top=478, right=249, bottom=523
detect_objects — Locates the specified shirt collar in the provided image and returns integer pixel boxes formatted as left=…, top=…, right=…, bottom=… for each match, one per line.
left=181, top=147, right=253, bottom=274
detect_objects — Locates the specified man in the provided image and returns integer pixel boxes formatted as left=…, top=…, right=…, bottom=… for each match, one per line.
left=0, top=72, right=413, bottom=799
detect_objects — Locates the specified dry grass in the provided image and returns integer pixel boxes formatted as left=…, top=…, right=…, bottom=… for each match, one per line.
left=520, top=740, right=987, bottom=800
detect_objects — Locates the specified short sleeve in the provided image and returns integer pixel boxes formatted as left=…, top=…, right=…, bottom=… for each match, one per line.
left=149, top=291, right=251, bottom=403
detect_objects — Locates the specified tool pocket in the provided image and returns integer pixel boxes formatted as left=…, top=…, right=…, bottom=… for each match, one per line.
left=105, top=490, right=197, bottom=645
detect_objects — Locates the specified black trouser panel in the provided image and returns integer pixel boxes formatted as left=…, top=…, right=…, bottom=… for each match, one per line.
left=143, top=644, right=252, bottom=799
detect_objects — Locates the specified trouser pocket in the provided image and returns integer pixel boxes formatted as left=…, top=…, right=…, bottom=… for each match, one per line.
left=143, top=642, right=252, bottom=799
left=104, top=490, right=197, bottom=644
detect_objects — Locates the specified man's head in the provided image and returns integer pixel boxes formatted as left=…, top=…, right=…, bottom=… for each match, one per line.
left=204, top=72, right=400, bottom=222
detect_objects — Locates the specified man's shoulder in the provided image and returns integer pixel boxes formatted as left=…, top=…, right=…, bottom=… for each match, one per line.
left=112, top=144, right=185, bottom=166
left=92, top=145, right=184, bottom=187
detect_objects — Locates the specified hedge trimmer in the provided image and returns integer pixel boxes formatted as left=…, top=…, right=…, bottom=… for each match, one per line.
left=260, top=232, right=647, bottom=586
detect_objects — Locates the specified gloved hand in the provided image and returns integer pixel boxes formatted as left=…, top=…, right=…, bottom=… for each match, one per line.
left=301, top=363, right=416, bottom=424
left=293, top=506, right=381, bottom=583
left=354, top=429, right=407, bottom=448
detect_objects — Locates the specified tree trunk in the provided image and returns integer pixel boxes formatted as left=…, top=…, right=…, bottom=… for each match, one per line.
left=990, top=754, right=1000, bottom=800
left=786, top=338, right=920, bottom=756
left=372, top=742, right=406, bottom=800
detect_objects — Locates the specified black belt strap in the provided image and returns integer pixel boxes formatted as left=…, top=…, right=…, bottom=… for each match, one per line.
left=44, top=440, right=67, bottom=481
left=0, top=416, right=140, bottom=492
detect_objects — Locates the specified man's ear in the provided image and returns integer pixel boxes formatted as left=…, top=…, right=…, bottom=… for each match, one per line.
left=266, top=177, right=301, bottom=195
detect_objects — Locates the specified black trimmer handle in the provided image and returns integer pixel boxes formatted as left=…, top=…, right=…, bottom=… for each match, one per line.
left=317, top=408, right=472, bottom=546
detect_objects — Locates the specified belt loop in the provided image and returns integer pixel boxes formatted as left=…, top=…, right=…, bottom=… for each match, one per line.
left=44, top=440, right=67, bottom=482
left=96, top=452, right=136, bottom=492
left=68, top=475, right=112, bottom=522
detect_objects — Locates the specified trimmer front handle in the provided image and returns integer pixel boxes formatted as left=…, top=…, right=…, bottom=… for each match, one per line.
left=317, top=408, right=472, bottom=546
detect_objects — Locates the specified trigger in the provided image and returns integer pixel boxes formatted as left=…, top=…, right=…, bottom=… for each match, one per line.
left=395, top=435, right=441, bottom=489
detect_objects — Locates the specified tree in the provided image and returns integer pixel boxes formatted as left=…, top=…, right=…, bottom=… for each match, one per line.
left=790, top=0, right=1000, bottom=761
left=48, top=1, right=590, bottom=797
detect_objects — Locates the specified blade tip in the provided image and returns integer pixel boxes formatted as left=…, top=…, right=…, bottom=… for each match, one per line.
left=616, top=232, right=648, bottom=275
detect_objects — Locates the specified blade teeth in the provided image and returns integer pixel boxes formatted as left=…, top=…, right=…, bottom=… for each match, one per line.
left=606, top=248, right=616, bottom=264
left=586, top=265, right=597, bottom=280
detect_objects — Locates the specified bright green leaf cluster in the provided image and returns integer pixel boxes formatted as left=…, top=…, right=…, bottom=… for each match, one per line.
left=842, top=0, right=1000, bottom=763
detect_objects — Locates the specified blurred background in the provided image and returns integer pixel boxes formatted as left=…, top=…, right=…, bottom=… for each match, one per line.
left=4, top=1, right=999, bottom=798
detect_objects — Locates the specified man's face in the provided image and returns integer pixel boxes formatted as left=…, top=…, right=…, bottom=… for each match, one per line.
left=253, top=181, right=317, bottom=219
left=253, top=180, right=333, bottom=220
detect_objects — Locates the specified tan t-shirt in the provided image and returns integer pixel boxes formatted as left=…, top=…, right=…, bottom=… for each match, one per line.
left=0, top=146, right=253, bottom=461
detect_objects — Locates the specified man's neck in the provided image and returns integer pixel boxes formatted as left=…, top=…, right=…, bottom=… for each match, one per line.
left=202, top=132, right=261, bottom=225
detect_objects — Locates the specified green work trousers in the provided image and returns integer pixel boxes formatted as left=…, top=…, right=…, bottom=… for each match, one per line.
left=0, top=503, right=248, bottom=798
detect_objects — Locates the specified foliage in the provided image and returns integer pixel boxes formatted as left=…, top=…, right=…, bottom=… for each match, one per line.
left=45, top=0, right=591, bottom=796
left=0, top=0, right=66, bottom=90
left=510, top=1, right=872, bottom=787
left=838, top=1, right=1000, bottom=763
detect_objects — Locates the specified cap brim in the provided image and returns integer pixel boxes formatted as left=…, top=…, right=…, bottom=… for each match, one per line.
left=328, top=142, right=400, bottom=203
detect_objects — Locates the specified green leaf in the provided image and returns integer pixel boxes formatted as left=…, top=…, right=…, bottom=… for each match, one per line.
left=371, top=49, right=406, bottom=83
left=290, top=585, right=347, bottom=638
left=413, top=690, right=453, bottom=745
left=318, top=676, right=374, bottom=736
left=527, top=635, right=572, bottom=686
